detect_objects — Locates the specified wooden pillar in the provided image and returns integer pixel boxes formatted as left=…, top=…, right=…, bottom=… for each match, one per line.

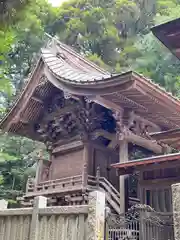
left=138, top=171, right=143, bottom=204
left=48, top=154, right=53, bottom=180
left=83, top=143, right=89, bottom=174
left=113, top=110, right=129, bottom=213
left=119, top=139, right=128, bottom=214
left=35, top=151, right=43, bottom=185
left=96, top=166, right=100, bottom=188
left=83, top=143, right=89, bottom=166
left=82, top=143, right=89, bottom=192
left=82, top=163, right=88, bottom=190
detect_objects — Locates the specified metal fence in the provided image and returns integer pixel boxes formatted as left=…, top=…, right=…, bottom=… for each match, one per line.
left=107, top=205, right=174, bottom=240
left=108, top=227, right=139, bottom=240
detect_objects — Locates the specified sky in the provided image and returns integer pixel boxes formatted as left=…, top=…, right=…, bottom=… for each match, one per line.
left=49, top=0, right=65, bottom=6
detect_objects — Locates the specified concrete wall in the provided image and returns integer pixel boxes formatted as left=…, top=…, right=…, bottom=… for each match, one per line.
left=0, top=191, right=105, bottom=240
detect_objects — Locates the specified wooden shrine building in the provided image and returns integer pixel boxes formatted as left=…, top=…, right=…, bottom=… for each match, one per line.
left=112, top=153, right=180, bottom=213
left=1, top=36, right=180, bottom=215
left=151, top=17, right=180, bottom=148
left=111, top=17, right=180, bottom=215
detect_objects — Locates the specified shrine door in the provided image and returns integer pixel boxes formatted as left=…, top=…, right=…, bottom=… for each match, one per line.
left=93, top=147, right=119, bottom=190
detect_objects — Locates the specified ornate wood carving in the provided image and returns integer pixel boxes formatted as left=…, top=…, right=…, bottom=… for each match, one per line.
left=127, top=111, right=160, bottom=137
left=113, top=110, right=160, bottom=140
left=113, top=110, right=128, bottom=141
left=34, top=94, right=115, bottom=145
left=110, top=109, right=171, bottom=153
left=74, top=99, right=101, bottom=140
left=34, top=92, right=79, bottom=143
left=33, top=90, right=170, bottom=154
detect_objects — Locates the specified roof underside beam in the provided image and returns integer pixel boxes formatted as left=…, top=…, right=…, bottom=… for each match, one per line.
left=92, top=96, right=161, bottom=132
left=2, top=41, right=180, bottom=139
left=91, top=129, right=170, bottom=154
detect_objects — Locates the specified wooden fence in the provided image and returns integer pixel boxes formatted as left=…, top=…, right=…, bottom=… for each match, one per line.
left=0, top=191, right=106, bottom=240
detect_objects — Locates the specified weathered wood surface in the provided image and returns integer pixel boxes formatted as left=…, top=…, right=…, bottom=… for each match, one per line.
left=87, top=175, right=121, bottom=215
left=0, top=213, right=88, bottom=240
left=0, top=215, right=31, bottom=240
left=37, top=214, right=88, bottom=240
left=0, top=191, right=106, bottom=240
left=119, top=139, right=128, bottom=214
left=91, top=129, right=168, bottom=154
left=0, top=197, right=89, bottom=240
left=25, top=173, right=121, bottom=214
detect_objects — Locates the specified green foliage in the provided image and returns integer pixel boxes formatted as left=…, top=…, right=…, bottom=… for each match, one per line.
left=52, top=0, right=180, bottom=92
left=133, top=33, right=180, bottom=95
left=0, top=0, right=57, bottom=98
left=0, top=0, right=30, bottom=28
left=0, top=29, right=14, bottom=96
left=0, top=131, right=46, bottom=201
left=0, top=0, right=55, bottom=202
left=87, top=54, right=109, bottom=70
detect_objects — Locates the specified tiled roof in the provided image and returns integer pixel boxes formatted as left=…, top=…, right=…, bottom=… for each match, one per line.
left=111, top=152, right=180, bottom=175
left=42, top=40, right=179, bottom=102
left=1, top=38, right=180, bottom=137
left=41, top=48, right=111, bottom=84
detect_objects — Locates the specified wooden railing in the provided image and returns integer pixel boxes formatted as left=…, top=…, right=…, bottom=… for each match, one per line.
left=26, top=175, right=83, bottom=195
left=87, top=174, right=121, bottom=214
left=26, top=165, right=141, bottom=215
left=26, top=166, right=121, bottom=214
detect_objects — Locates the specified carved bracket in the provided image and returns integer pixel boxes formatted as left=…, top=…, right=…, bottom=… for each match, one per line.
left=113, top=110, right=161, bottom=142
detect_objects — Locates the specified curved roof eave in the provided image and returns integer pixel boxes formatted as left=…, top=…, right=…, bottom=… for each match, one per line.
left=41, top=48, right=132, bottom=88
left=1, top=44, right=180, bottom=133
left=41, top=47, right=180, bottom=105
left=0, top=57, right=133, bottom=132
left=44, top=63, right=180, bottom=109
left=44, top=66, right=133, bottom=95
left=0, top=58, right=44, bottom=130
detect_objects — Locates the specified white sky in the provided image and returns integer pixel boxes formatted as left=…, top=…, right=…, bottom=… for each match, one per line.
left=49, top=0, right=65, bottom=6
